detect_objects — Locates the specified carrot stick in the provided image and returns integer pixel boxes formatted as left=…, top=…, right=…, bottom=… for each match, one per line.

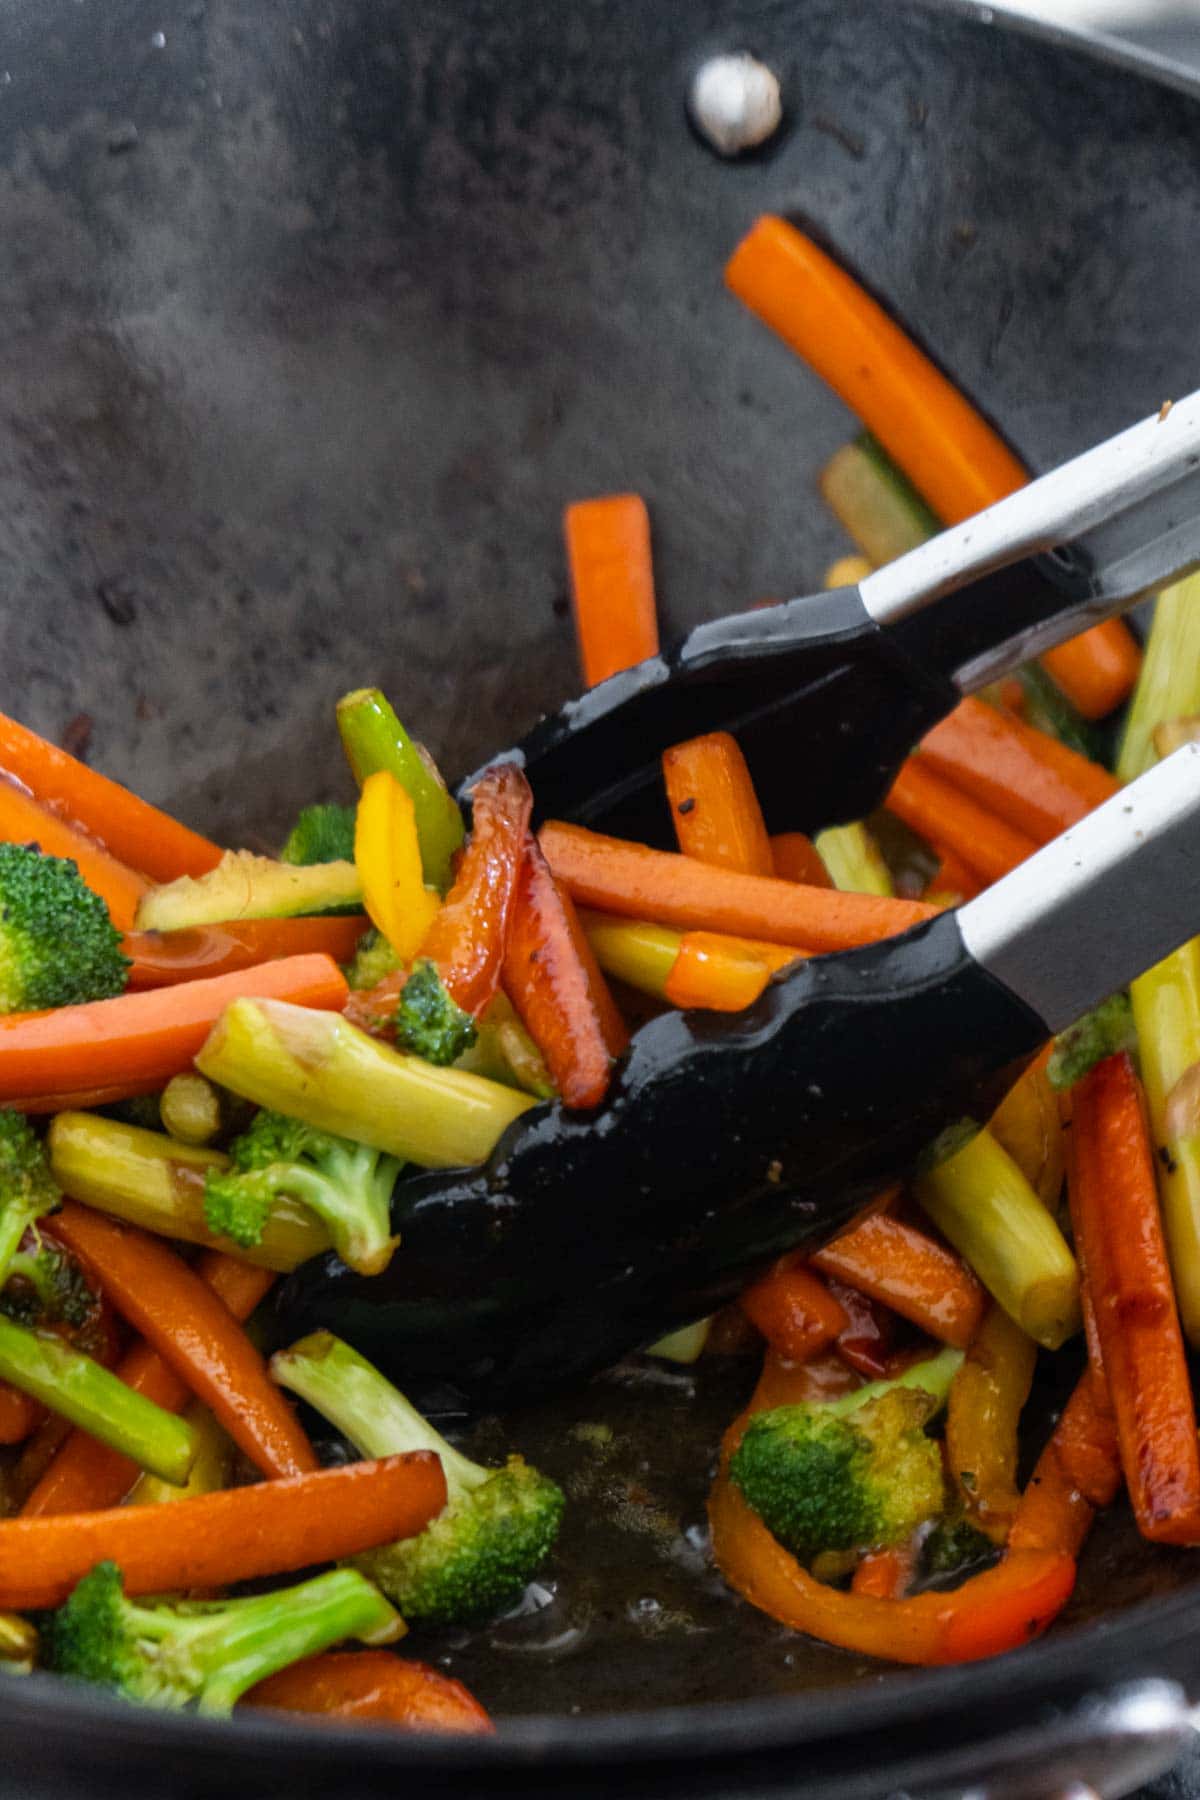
left=0, top=710, right=223, bottom=882
left=1067, top=1051, right=1200, bottom=1543
left=851, top=1542, right=917, bottom=1599
left=724, top=216, right=1140, bottom=719
left=1008, top=1369, right=1122, bottom=1558
left=244, top=1652, right=494, bottom=1734
left=812, top=1213, right=985, bottom=1349
left=564, top=495, right=659, bottom=688
left=0, top=1386, right=40, bottom=1446
left=923, top=845, right=983, bottom=905
left=0, top=953, right=348, bottom=1103
left=663, top=932, right=801, bottom=1012
left=662, top=732, right=774, bottom=877
left=47, top=1204, right=315, bottom=1482
left=24, top=1251, right=274, bottom=1518
left=540, top=822, right=935, bottom=953
left=502, top=835, right=628, bottom=1109
left=770, top=833, right=833, bottom=888
left=0, top=777, right=148, bottom=932
left=919, top=698, right=1118, bottom=843
left=885, top=760, right=1038, bottom=885
left=0, top=1452, right=446, bottom=1610
left=124, top=917, right=367, bottom=990
left=738, top=1257, right=849, bottom=1363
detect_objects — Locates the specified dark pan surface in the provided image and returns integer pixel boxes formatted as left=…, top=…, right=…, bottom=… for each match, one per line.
left=5, top=0, right=1200, bottom=1787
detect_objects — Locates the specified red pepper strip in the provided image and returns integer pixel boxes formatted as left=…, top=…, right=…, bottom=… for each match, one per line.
left=502, top=834, right=628, bottom=1109
left=812, top=1213, right=985, bottom=1349
left=1008, top=1369, right=1122, bottom=1558
left=749, top=1348, right=862, bottom=1414
left=1068, top=1051, right=1200, bottom=1543
left=244, top=1652, right=494, bottom=1734
left=826, top=1278, right=897, bottom=1380
left=852, top=1540, right=918, bottom=1599
left=738, top=1257, right=849, bottom=1363
left=418, top=764, right=532, bottom=1016
left=124, top=917, right=367, bottom=990
left=709, top=1474, right=1075, bottom=1664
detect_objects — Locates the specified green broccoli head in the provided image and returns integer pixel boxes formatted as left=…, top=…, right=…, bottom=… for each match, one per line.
left=0, top=843, right=129, bottom=1014
left=345, top=927, right=403, bottom=992
left=0, top=1110, right=61, bottom=1285
left=394, top=960, right=477, bottom=1067
left=202, top=1108, right=402, bottom=1276
left=43, top=1560, right=400, bottom=1716
left=921, top=1514, right=997, bottom=1579
left=0, top=1241, right=95, bottom=1330
left=280, top=804, right=357, bottom=867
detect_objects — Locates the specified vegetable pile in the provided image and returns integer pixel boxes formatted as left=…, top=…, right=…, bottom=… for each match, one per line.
left=0, top=210, right=1190, bottom=1730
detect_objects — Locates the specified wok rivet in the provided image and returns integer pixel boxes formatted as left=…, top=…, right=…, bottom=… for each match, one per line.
left=688, top=53, right=782, bottom=157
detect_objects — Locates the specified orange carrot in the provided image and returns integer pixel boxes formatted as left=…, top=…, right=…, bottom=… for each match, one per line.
left=919, top=698, right=1118, bottom=843
left=48, top=1204, right=315, bottom=1482
left=564, top=495, right=659, bottom=688
left=812, top=1213, right=985, bottom=1349
left=502, top=835, right=628, bottom=1109
left=0, top=1386, right=41, bottom=1445
left=923, top=844, right=983, bottom=905
left=724, top=216, right=1140, bottom=719
left=24, top=1250, right=274, bottom=1518
left=1068, top=1051, right=1200, bottom=1544
left=245, top=1652, right=494, bottom=1734
left=1008, top=1369, right=1122, bottom=1558
left=662, top=732, right=774, bottom=877
left=0, top=710, right=223, bottom=881
left=124, top=917, right=367, bottom=989
left=0, top=1452, right=446, bottom=1610
left=852, top=1542, right=917, bottom=1599
left=739, top=1257, right=849, bottom=1363
left=886, top=760, right=1037, bottom=885
left=540, top=821, right=935, bottom=953
left=770, top=832, right=833, bottom=888
left=0, top=776, right=148, bottom=932
left=0, top=953, right=348, bottom=1103
left=664, top=931, right=801, bottom=1012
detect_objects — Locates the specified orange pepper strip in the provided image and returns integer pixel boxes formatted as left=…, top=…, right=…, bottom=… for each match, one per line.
left=886, top=760, right=1038, bottom=886
left=945, top=1304, right=1037, bottom=1542
left=987, top=1044, right=1064, bottom=1211
left=23, top=1250, right=274, bottom=1518
left=739, top=1257, right=849, bottom=1363
left=502, top=835, right=628, bottom=1109
left=418, top=763, right=533, bottom=1017
left=770, top=833, right=833, bottom=888
left=723, top=216, right=1140, bottom=720
left=0, top=776, right=149, bottom=932
left=851, top=1540, right=918, bottom=1600
left=663, top=932, right=801, bottom=1012
left=1008, top=1370, right=1122, bottom=1558
left=244, top=1651, right=494, bottom=1734
left=812, top=1213, right=985, bottom=1349
left=564, top=495, right=659, bottom=689
left=662, top=732, right=774, bottom=877
left=0, top=953, right=348, bottom=1103
left=919, top=698, right=1119, bottom=844
left=123, top=917, right=367, bottom=990
left=540, top=821, right=936, bottom=953
left=748, top=1349, right=861, bottom=1414
left=709, top=1474, right=1074, bottom=1665
left=47, top=1204, right=315, bottom=1481
left=0, top=709, right=223, bottom=881
left=1067, top=1051, right=1200, bottom=1543
left=0, top=1452, right=446, bottom=1611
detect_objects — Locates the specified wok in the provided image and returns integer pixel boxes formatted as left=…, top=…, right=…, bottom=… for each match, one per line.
left=2, top=0, right=1200, bottom=1793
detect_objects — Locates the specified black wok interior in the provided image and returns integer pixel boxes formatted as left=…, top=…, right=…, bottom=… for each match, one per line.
left=4, top=0, right=1200, bottom=1790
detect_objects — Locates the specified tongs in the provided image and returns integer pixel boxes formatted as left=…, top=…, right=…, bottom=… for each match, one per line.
left=478, top=391, right=1200, bottom=839
left=278, top=744, right=1200, bottom=1409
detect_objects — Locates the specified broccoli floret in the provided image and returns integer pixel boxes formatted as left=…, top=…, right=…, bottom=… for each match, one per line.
left=394, top=960, right=477, bottom=1067
left=0, top=843, right=129, bottom=1014
left=1048, top=992, right=1136, bottom=1091
left=203, top=1109, right=403, bottom=1276
left=0, top=1241, right=94, bottom=1330
left=272, top=1332, right=565, bottom=1625
left=281, top=803, right=357, bottom=867
left=921, top=1514, right=997, bottom=1580
left=0, top=1110, right=61, bottom=1286
left=43, top=1560, right=400, bottom=1716
left=729, top=1348, right=960, bottom=1569
left=345, top=927, right=403, bottom=992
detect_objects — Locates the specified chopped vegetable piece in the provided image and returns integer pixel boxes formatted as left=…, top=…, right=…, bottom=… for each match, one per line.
left=823, top=554, right=874, bottom=588
left=812, top=1212, right=984, bottom=1349
left=915, top=1126, right=1080, bottom=1349
left=945, top=1305, right=1037, bottom=1542
left=923, top=844, right=982, bottom=906
left=851, top=1540, right=919, bottom=1599
left=819, top=433, right=939, bottom=564
left=125, top=1400, right=234, bottom=1508
left=418, top=763, right=533, bottom=1018
left=0, top=843, right=130, bottom=1013
left=920, top=1516, right=996, bottom=1580
left=582, top=911, right=680, bottom=999
left=158, top=1073, right=221, bottom=1145
left=345, top=926, right=402, bottom=993
left=987, top=1049, right=1065, bottom=1210
left=0, top=1612, right=36, bottom=1671
left=393, top=961, right=478, bottom=1067
left=1008, top=1368, right=1121, bottom=1558
left=662, top=732, right=774, bottom=876
left=918, top=698, right=1118, bottom=843
left=663, top=931, right=800, bottom=1012
left=281, top=803, right=357, bottom=866
left=1117, top=576, right=1200, bottom=781
left=199, top=998, right=535, bottom=1168
left=49, top=1202, right=318, bottom=1481
left=814, top=823, right=893, bottom=897
left=273, top=1333, right=564, bottom=1624
left=136, top=851, right=362, bottom=933
left=337, top=689, right=464, bottom=893
left=354, top=772, right=441, bottom=960
left=564, top=494, right=660, bottom=689
left=0, top=953, right=348, bottom=1106
left=1015, top=664, right=1105, bottom=761
left=739, top=1257, right=850, bottom=1364
left=0, top=1109, right=61, bottom=1284
left=1048, top=992, right=1136, bottom=1092
left=0, top=779, right=148, bottom=934
left=769, top=833, right=832, bottom=888
left=540, top=821, right=936, bottom=952
left=244, top=1651, right=494, bottom=1733
left=646, top=1317, right=712, bottom=1363
left=123, top=916, right=368, bottom=990
left=886, top=760, right=1037, bottom=885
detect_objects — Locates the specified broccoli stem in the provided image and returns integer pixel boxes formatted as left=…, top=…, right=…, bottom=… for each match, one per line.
left=125, top=1401, right=233, bottom=1508
left=272, top=1331, right=484, bottom=1502
left=814, top=1346, right=963, bottom=1420
left=47, top=1113, right=328, bottom=1272
left=813, top=823, right=893, bottom=897
left=197, top=998, right=536, bottom=1170
left=0, top=1315, right=198, bottom=1484
left=1117, top=578, right=1200, bottom=782
left=1047, top=993, right=1136, bottom=1092
left=337, top=689, right=464, bottom=894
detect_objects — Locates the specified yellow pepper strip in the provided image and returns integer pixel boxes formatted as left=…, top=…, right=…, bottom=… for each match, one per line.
left=354, top=771, right=441, bottom=960
left=126, top=1401, right=234, bottom=1508
left=915, top=1127, right=1080, bottom=1350
left=581, top=911, right=682, bottom=999
left=945, top=1304, right=1038, bottom=1543
left=987, top=1049, right=1065, bottom=1213
left=1130, top=940, right=1200, bottom=1346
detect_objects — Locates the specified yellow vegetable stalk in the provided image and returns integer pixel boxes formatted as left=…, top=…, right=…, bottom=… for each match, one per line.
left=354, top=771, right=441, bottom=960
left=581, top=911, right=681, bottom=999
left=1130, top=941, right=1200, bottom=1344
left=159, top=1072, right=224, bottom=1146
left=814, top=822, right=894, bottom=897
left=987, top=1053, right=1065, bottom=1212
left=0, top=1613, right=37, bottom=1673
